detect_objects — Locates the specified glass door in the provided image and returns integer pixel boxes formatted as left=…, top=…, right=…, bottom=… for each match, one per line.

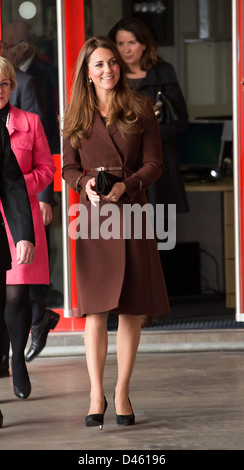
left=0, top=0, right=86, bottom=330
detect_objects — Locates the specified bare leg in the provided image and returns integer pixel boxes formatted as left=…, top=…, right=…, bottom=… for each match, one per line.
left=84, top=312, right=109, bottom=415
left=115, top=314, right=141, bottom=415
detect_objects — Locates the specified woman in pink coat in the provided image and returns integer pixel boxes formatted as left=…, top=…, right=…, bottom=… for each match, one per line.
left=0, top=58, right=55, bottom=399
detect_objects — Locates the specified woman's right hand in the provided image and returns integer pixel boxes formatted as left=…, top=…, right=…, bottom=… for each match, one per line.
left=16, top=241, right=35, bottom=265
left=85, top=177, right=100, bottom=207
left=154, top=101, right=163, bottom=118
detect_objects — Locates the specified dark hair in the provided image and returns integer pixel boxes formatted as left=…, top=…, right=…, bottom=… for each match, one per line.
left=108, top=17, right=160, bottom=70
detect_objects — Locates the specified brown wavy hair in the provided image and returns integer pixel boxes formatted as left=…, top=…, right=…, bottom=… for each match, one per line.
left=62, top=36, right=148, bottom=149
left=108, top=17, right=161, bottom=71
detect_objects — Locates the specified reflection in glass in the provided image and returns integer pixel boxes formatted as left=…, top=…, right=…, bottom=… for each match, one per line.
left=19, top=1, right=37, bottom=19
left=2, top=0, right=63, bottom=309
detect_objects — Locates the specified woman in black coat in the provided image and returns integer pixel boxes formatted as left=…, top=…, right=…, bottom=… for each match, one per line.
left=0, top=119, right=35, bottom=426
left=109, top=17, right=189, bottom=213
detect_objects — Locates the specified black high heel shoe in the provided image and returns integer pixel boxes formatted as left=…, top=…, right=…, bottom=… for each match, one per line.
left=14, top=381, right=31, bottom=399
left=85, top=397, right=108, bottom=429
left=11, top=357, right=31, bottom=399
left=113, top=394, right=135, bottom=426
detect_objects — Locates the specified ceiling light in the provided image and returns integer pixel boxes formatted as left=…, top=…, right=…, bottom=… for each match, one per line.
left=19, top=1, right=37, bottom=20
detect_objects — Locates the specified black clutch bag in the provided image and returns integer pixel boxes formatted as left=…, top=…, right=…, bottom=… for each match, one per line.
left=96, top=171, right=121, bottom=195
left=155, top=91, right=179, bottom=125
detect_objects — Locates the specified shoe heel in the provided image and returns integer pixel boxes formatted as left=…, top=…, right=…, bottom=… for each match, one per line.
left=50, top=312, right=60, bottom=330
left=85, top=397, right=107, bottom=429
left=113, top=394, right=135, bottom=426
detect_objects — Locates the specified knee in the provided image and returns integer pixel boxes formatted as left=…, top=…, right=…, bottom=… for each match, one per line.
left=6, top=285, right=29, bottom=307
left=85, top=312, right=109, bottom=330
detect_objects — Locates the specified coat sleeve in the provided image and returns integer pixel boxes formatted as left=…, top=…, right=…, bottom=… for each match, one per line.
left=123, top=101, right=163, bottom=202
left=23, top=114, right=56, bottom=197
left=157, top=62, right=188, bottom=140
left=0, top=122, right=35, bottom=245
left=10, top=72, right=54, bottom=206
left=62, top=138, right=91, bottom=200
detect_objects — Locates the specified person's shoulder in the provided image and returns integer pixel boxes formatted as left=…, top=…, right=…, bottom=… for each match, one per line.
left=15, top=68, right=33, bottom=83
left=15, top=69, right=42, bottom=94
left=151, top=60, right=176, bottom=77
left=146, top=61, right=178, bottom=86
left=10, top=104, right=40, bottom=127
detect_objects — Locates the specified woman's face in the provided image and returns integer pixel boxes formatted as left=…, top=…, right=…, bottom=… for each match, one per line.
left=0, top=75, right=12, bottom=109
left=115, top=30, right=146, bottom=68
left=88, top=47, right=120, bottom=95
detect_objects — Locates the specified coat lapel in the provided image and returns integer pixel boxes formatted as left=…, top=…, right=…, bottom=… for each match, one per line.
left=7, top=104, right=29, bottom=136
left=92, top=111, right=124, bottom=165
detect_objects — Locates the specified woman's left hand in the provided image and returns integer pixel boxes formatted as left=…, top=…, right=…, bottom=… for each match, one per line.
left=103, top=182, right=126, bottom=203
left=39, top=202, right=53, bottom=226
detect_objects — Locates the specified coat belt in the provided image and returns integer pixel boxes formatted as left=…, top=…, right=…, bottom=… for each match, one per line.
left=85, top=166, right=123, bottom=172
left=77, top=167, right=138, bottom=193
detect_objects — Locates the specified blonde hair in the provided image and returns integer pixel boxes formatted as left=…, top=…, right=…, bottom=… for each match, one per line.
left=0, top=57, right=17, bottom=90
left=62, top=36, right=148, bottom=149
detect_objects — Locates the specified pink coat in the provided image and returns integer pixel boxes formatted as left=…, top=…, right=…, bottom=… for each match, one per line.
left=2, top=105, right=56, bottom=284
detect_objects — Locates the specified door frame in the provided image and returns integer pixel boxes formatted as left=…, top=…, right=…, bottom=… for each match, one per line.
left=233, top=0, right=244, bottom=320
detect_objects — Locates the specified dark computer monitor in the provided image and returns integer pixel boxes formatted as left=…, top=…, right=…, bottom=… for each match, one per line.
left=176, top=119, right=232, bottom=172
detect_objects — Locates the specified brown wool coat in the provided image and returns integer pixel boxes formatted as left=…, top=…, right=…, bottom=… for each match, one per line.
left=62, top=102, right=170, bottom=317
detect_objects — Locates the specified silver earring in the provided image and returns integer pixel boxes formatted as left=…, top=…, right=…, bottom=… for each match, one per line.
left=88, top=77, right=92, bottom=83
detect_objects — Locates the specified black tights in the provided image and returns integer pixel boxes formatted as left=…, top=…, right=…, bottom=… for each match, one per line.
left=4, top=285, right=31, bottom=386
left=0, top=272, right=6, bottom=363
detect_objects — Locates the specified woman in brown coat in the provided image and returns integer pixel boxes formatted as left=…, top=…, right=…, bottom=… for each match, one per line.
left=62, top=36, right=170, bottom=428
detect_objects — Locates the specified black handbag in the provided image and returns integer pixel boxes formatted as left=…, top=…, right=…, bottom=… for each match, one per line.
left=96, top=170, right=121, bottom=195
left=155, top=91, right=179, bottom=125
